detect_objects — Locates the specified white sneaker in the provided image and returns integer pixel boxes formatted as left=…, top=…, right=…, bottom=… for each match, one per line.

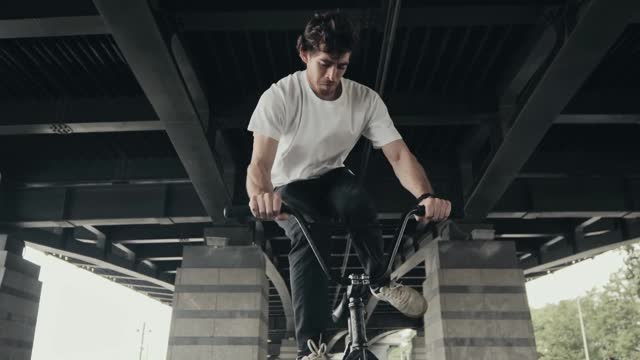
left=371, top=281, right=428, bottom=318
left=300, top=339, right=328, bottom=360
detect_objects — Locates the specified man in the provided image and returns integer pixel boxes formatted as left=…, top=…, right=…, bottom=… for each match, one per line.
left=246, top=11, right=451, bottom=360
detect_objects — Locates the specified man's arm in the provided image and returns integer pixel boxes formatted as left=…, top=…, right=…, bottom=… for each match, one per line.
left=382, top=139, right=451, bottom=222
left=381, top=139, right=433, bottom=197
left=246, top=134, right=286, bottom=219
left=247, top=134, right=277, bottom=196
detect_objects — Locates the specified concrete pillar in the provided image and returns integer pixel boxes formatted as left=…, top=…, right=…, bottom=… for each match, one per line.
left=278, top=338, right=297, bottom=359
left=422, top=240, right=537, bottom=360
left=166, top=245, right=269, bottom=360
left=0, top=235, right=42, bottom=360
left=411, top=336, right=425, bottom=359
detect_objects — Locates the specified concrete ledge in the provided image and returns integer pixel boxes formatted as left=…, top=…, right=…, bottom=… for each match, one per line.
left=168, top=345, right=261, bottom=360
left=0, top=269, right=42, bottom=299
left=426, top=241, right=519, bottom=272
left=0, top=293, right=39, bottom=317
left=445, top=345, right=537, bottom=360
left=174, top=292, right=268, bottom=311
left=0, top=310, right=37, bottom=326
left=0, top=337, right=33, bottom=349
left=436, top=269, right=526, bottom=287
left=168, top=245, right=269, bottom=360
left=0, top=346, right=31, bottom=360
left=174, top=309, right=266, bottom=319
left=425, top=319, right=535, bottom=340
left=171, top=317, right=268, bottom=337
left=426, top=311, right=531, bottom=321
left=426, top=292, right=530, bottom=313
left=0, top=319, right=36, bottom=341
left=174, top=284, right=265, bottom=293
left=0, top=236, right=23, bottom=255
left=426, top=336, right=536, bottom=348
left=0, top=252, right=40, bottom=278
left=425, top=286, right=526, bottom=304
left=0, top=286, right=40, bottom=303
left=181, top=246, right=264, bottom=268
left=422, top=239, right=537, bottom=360
left=177, top=268, right=267, bottom=286
left=169, top=336, right=268, bottom=349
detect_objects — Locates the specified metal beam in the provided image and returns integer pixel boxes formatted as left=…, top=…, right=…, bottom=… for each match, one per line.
left=464, top=0, right=639, bottom=219
left=399, top=5, right=548, bottom=27
left=92, top=268, right=136, bottom=278
left=490, top=218, right=575, bottom=237
left=170, top=33, right=236, bottom=197
left=358, top=0, right=402, bottom=184
left=3, top=177, right=637, bottom=227
left=521, top=151, right=640, bottom=177
left=498, top=21, right=558, bottom=121
left=106, top=224, right=205, bottom=244
left=523, top=218, right=640, bottom=276
left=555, top=113, right=640, bottom=124
left=130, top=243, right=184, bottom=261
left=10, top=228, right=173, bottom=290
left=177, top=6, right=549, bottom=32
left=93, top=0, right=231, bottom=222
left=0, top=97, right=156, bottom=127
left=5, top=158, right=188, bottom=187
left=3, top=92, right=636, bottom=136
left=0, top=121, right=164, bottom=135
left=1, top=183, right=209, bottom=227
left=219, top=111, right=491, bottom=129
left=2, top=112, right=637, bottom=136
left=0, top=16, right=108, bottom=39
left=490, top=177, right=640, bottom=219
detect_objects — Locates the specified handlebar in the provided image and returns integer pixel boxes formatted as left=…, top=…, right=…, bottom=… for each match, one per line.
left=224, top=204, right=430, bottom=287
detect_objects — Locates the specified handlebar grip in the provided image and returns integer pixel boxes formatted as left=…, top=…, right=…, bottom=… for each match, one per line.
left=223, top=204, right=292, bottom=220
left=415, top=205, right=425, bottom=217
left=223, top=205, right=253, bottom=219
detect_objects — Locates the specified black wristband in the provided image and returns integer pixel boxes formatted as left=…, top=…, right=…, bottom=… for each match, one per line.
left=416, top=193, right=434, bottom=203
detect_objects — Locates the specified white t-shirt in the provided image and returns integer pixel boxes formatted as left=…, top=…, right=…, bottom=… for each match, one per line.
left=247, top=70, right=402, bottom=187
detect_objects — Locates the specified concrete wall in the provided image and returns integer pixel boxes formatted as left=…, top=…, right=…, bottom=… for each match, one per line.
left=166, top=245, right=269, bottom=360
left=422, top=240, right=538, bottom=360
left=0, top=235, right=42, bottom=360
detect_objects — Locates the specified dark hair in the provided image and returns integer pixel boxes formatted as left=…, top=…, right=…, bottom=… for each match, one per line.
left=296, top=11, right=358, bottom=56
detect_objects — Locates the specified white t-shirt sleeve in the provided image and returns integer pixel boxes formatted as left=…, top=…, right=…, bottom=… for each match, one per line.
left=247, top=86, right=286, bottom=141
left=362, top=91, right=402, bottom=148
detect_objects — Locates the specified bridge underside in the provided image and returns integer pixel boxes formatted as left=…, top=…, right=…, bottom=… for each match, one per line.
left=1, top=0, right=640, bottom=355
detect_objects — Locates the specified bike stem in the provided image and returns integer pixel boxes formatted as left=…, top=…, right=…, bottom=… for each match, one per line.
left=346, top=274, right=372, bottom=351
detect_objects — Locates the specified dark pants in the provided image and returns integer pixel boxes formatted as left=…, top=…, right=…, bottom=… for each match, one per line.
left=275, top=167, right=387, bottom=358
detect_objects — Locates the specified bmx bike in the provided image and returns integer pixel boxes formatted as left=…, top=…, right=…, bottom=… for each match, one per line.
left=224, top=203, right=434, bottom=359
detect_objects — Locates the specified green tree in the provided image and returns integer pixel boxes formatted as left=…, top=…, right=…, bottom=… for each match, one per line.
left=532, top=244, right=640, bottom=359
left=621, top=244, right=640, bottom=297
left=585, top=245, right=640, bottom=359
left=532, top=299, right=588, bottom=360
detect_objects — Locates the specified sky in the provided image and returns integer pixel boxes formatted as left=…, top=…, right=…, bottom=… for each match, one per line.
left=23, top=248, right=172, bottom=360
left=525, top=248, right=628, bottom=308
left=21, top=244, right=632, bottom=359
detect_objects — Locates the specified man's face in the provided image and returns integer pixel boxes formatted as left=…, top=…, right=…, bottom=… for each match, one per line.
left=300, top=49, right=351, bottom=99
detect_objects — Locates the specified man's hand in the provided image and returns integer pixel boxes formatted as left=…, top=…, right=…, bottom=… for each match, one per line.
left=249, top=192, right=288, bottom=220
left=416, top=196, right=451, bottom=224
